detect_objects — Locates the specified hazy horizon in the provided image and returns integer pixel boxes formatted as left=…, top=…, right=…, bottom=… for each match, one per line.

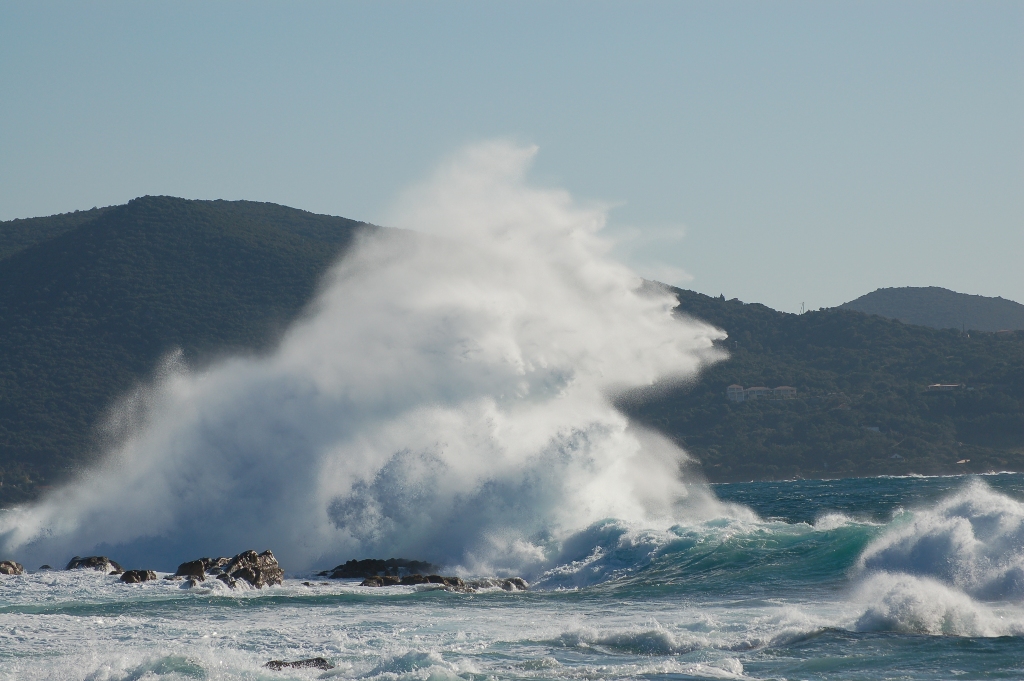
left=2, top=2, right=1020, bottom=313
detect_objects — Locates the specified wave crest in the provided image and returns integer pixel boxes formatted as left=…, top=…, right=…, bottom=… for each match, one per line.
left=858, top=479, right=1024, bottom=600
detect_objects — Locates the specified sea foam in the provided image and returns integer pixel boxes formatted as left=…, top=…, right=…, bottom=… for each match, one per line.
left=857, top=478, right=1024, bottom=600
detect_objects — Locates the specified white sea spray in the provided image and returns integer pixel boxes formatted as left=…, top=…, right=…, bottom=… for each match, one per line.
left=0, top=141, right=730, bottom=574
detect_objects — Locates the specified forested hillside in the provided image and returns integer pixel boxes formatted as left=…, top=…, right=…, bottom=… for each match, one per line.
left=0, top=197, right=367, bottom=505
left=840, top=286, right=1024, bottom=332
left=623, top=288, right=1024, bottom=482
left=1, top=198, right=1022, bottom=505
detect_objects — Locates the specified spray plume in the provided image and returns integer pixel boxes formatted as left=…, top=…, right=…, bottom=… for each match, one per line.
left=0, top=142, right=729, bottom=574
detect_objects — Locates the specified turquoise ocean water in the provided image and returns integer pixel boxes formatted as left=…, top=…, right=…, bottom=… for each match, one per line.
left=2, top=473, right=1023, bottom=680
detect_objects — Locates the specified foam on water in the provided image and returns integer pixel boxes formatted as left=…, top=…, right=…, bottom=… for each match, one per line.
left=846, top=478, right=1024, bottom=637
left=852, top=572, right=1024, bottom=637
left=857, top=478, right=1024, bottom=600
left=3, top=478, right=1024, bottom=680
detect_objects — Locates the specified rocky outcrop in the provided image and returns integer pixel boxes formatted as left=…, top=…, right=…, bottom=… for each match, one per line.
left=175, top=550, right=283, bottom=589
left=120, top=570, right=158, bottom=583
left=173, top=557, right=231, bottom=580
left=320, top=558, right=439, bottom=579
left=65, top=556, right=123, bottom=573
left=360, top=573, right=528, bottom=592
left=265, top=657, right=334, bottom=671
left=466, top=577, right=529, bottom=591
left=0, top=561, right=24, bottom=575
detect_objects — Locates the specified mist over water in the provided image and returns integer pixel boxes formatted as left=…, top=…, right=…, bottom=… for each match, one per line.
left=0, top=142, right=731, bottom=573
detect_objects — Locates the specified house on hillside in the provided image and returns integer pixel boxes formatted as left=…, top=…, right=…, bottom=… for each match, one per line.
left=726, top=384, right=746, bottom=402
left=745, top=386, right=773, bottom=400
left=726, top=384, right=798, bottom=401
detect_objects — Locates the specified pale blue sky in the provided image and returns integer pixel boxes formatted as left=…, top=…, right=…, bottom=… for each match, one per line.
left=2, top=1, right=1021, bottom=312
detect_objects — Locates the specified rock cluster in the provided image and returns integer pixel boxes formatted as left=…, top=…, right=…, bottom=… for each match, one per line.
left=120, top=570, right=158, bottom=583
left=171, top=550, right=283, bottom=589
left=467, top=577, right=529, bottom=592
left=265, top=657, right=334, bottom=671
left=360, top=573, right=528, bottom=592
left=319, top=558, right=439, bottom=579
left=0, top=561, right=24, bottom=575
left=65, top=556, right=123, bottom=574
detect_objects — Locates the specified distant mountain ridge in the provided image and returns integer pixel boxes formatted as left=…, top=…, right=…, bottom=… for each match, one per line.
left=839, top=286, right=1024, bottom=332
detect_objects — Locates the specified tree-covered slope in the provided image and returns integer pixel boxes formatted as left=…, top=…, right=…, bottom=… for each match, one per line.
left=1, top=198, right=1022, bottom=504
left=840, top=286, right=1024, bottom=332
left=622, top=288, right=1024, bottom=482
left=0, top=197, right=367, bottom=505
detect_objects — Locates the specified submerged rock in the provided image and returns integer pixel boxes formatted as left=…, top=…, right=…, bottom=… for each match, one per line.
left=265, top=657, right=334, bottom=671
left=360, top=575, right=401, bottom=587
left=120, top=570, right=158, bottom=583
left=466, top=577, right=529, bottom=591
left=177, top=550, right=283, bottom=589
left=38, top=565, right=52, bottom=571
left=321, top=558, right=440, bottom=579
left=65, top=556, right=123, bottom=572
left=361, top=573, right=528, bottom=592
left=0, top=561, right=24, bottom=575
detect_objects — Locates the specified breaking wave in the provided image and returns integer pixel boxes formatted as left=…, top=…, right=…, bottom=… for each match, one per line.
left=848, top=478, right=1024, bottom=636
left=0, top=141, right=730, bottom=574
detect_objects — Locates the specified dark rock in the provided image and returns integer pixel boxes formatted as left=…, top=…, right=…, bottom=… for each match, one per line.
left=400, top=574, right=429, bottom=585
left=222, top=550, right=283, bottom=588
left=174, top=557, right=231, bottom=580
left=120, top=570, right=157, bottom=583
left=360, top=572, right=527, bottom=592
left=465, top=577, right=529, bottom=591
left=0, top=561, right=24, bottom=575
left=361, top=573, right=469, bottom=589
left=265, top=657, right=334, bottom=671
left=178, top=549, right=283, bottom=589
left=65, top=556, right=123, bottom=572
left=38, top=565, right=52, bottom=570
left=108, top=569, right=123, bottom=576
left=324, top=558, right=440, bottom=579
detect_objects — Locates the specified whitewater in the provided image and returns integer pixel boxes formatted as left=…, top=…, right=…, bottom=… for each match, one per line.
left=0, top=143, right=1022, bottom=678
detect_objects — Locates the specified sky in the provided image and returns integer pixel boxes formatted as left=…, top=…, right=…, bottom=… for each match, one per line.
left=1, top=1, right=1021, bottom=312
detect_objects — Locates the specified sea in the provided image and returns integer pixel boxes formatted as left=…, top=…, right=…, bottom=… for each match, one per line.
left=2, top=473, right=1023, bottom=681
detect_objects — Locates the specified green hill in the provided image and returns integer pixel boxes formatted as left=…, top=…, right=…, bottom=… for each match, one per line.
left=0, top=197, right=367, bottom=505
left=839, top=286, right=1024, bottom=332
left=1, top=198, right=1022, bottom=505
left=623, top=288, right=1024, bottom=482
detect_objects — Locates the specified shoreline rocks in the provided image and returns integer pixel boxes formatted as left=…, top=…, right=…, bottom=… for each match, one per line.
left=319, top=558, right=439, bottom=579
left=265, top=657, right=334, bottom=671
left=120, top=570, right=158, bottom=583
left=360, top=573, right=528, bottom=592
left=65, top=556, right=123, bottom=573
left=0, top=561, right=24, bottom=575
left=173, top=550, right=283, bottom=589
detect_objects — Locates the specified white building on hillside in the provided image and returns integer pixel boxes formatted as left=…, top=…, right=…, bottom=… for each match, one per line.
left=725, top=385, right=798, bottom=401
